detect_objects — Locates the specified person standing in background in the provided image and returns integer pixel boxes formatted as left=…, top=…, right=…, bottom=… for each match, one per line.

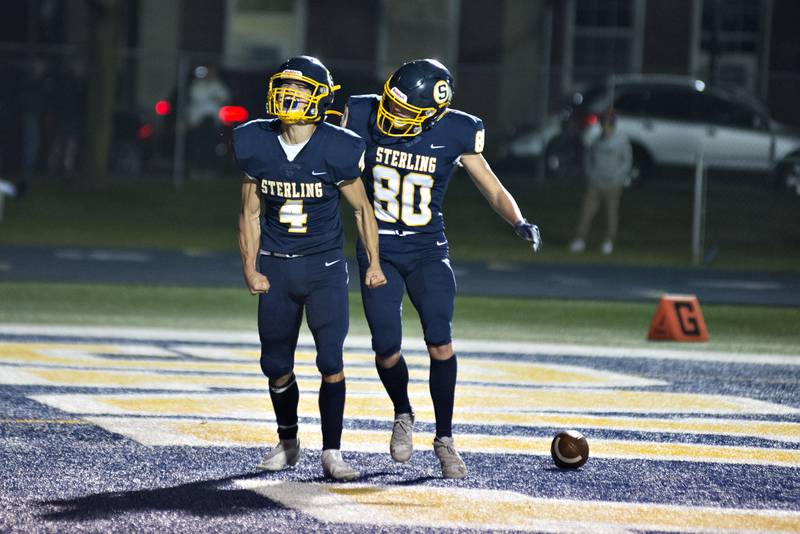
left=569, top=110, right=632, bottom=255
left=187, top=65, right=230, bottom=174
left=19, top=59, right=51, bottom=196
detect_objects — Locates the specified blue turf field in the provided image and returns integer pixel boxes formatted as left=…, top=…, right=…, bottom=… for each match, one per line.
left=1, top=326, right=799, bottom=532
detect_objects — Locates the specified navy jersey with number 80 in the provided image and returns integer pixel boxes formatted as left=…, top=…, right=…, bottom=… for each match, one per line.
left=345, top=95, right=484, bottom=235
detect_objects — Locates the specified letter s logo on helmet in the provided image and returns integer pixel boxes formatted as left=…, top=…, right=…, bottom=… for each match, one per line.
left=267, top=56, right=341, bottom=124
left=376, top=59, right=455, bottom=137
left=433, top=80, right=452, bottom=105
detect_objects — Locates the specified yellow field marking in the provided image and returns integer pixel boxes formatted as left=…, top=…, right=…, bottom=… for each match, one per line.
left=21, top=370, right=800, bottom=439
left=0, top=343, right=117, bottom=354
left=0, top=343, right=663, bottom=387
left=0, top=348, right=258, bottom=373
left=26, top=368, right=265, bottom=391
left=3, top=358, right=659, bottom=393
left=0, top=346, right=374, bottom=376
left=452, top=433, right=800, bottom=467
left=32, top=383, right=793, bottom=421
left=84, top=416, right=800, bottom=467
left=2, top=361, right=659, bottom=390
left=491, top=412, right=800, bottom=443
left=7, top=342, right=790, bottom=417
left=237, top=479, right=800, bottom=533
left=0, top=419, right=87, bottom=424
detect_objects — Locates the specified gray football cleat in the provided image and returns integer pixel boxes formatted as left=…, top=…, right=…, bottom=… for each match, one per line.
left=257, top=438, right=301, bottom=471
left=390, top=412, right=415, bottom=463
left=433, top=436, right=467, bottom=479
left=321, top=449, right=360, bottom=481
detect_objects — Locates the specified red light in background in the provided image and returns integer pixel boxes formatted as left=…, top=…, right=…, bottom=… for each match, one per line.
left=582, top=113, right=599, bottom=128
left=137, top=123, right=154, bottom=140
left=155, top=100, right=171, bottom=116
left=219, top=106, right=249, bottom=125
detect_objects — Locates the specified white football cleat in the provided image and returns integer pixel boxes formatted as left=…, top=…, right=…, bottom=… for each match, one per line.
left=390, top=412, right=415, bottom=463
left=433, top=436, right=467, bottom=479
left=257, top=438, right=301, bottom=471
left=321, top=449, right=360, bottom=481
left=601, top=240, right=614, bottom=255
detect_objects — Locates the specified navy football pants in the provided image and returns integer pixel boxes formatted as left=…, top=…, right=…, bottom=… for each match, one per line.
left=357, top=232, right=456, bottom=357
left=257, top=250, right=349, bottom=379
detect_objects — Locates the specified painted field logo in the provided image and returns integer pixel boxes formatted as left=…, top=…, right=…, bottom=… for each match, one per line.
left=647, top=294, right=709, bottom=342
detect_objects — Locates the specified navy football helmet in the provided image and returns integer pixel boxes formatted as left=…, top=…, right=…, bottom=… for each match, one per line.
left=376, top=59, right=454, bottom=137
left=267, top=56, right=340, bottom=124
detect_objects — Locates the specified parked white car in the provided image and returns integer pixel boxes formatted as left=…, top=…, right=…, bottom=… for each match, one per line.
left=502, top=75, right=800, bottom=193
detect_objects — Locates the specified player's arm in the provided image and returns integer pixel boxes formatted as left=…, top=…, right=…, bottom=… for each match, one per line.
left=238, top=178, right=269, bottom=294
left=461, top=153, right=542, bottom=251
left=339, top=178, right=387, bottom=288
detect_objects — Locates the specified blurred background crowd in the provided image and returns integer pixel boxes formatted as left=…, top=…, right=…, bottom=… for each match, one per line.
left=0, top=0, right=798, bottom=265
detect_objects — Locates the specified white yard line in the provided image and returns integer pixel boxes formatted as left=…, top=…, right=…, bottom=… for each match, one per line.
left=0, top=323, right=798, bottom=365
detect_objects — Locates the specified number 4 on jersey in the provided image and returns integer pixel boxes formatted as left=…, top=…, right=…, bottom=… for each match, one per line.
left=279, top=199, right=308, bottom=233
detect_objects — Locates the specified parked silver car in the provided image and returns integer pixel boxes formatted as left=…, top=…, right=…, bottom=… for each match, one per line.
left=503, top=75, right=800, bottom=193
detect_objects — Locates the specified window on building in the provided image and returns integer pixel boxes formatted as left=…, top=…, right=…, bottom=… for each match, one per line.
left=700, top=0, right=762, bottom=54
left=224, top=0, right=305, bottom=70
left=376, top=0, right=459, bottom=81
left=698, top=0, right=765, bottom=92
left=572, top=0, right=640, bottom=88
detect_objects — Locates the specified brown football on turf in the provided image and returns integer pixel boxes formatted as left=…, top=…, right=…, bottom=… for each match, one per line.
left=551, top=430, right=589, bottom=469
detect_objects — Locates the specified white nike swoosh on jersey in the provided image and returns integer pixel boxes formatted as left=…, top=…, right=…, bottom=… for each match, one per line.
left=436, top=240, right=448, bottom=246
left=312, top=170, right=327, bottom=176
left=324, top=259, right=342, bottom=267
left=430, top=144, right=446, bottom=149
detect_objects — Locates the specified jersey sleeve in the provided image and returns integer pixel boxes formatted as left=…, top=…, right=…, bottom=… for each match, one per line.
left=232, top=122, right=259, bottom=181
left=457, top=113, right=486, bottom=156
left=344, top=95, right=380, bottom=139
left=328, top=129, right=367, bottom=185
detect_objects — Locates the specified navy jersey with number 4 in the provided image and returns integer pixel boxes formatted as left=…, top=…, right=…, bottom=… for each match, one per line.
left=233, top=118, right=366, bottom=256
left=345, top=95, right=484, bottom=234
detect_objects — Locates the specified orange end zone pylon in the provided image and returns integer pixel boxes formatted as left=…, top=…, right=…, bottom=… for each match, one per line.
left=647, top=294, right=709, bottom=342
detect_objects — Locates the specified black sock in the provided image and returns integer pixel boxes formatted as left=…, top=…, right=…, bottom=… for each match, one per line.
left=269, top=374, right=299, bottom=441
left=429, top=354, right=457, bottom=438
left=319, top=378, right=346, bottom=450
left=376, top=354, right=412, bottom=415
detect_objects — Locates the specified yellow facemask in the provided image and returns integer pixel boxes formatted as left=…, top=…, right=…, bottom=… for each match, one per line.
left=267, top=70, right=340, bottom=124
left=375, top=78, right=439, bottom=137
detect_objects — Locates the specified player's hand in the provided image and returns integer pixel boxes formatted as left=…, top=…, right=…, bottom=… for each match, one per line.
left=514, top=219, right=542, bottom=252
left=365, top=264, right=387, bottom=289
left=244, top=271, right=270, bottom=295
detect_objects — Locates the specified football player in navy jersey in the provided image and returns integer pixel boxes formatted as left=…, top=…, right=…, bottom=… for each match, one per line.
left=343, top=59, right=541, bottom=478
left=234, top=56, right=387, bottom=481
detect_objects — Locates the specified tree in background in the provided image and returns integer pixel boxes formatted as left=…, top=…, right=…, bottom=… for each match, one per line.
left=85, top=0, right=120, bottom=188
